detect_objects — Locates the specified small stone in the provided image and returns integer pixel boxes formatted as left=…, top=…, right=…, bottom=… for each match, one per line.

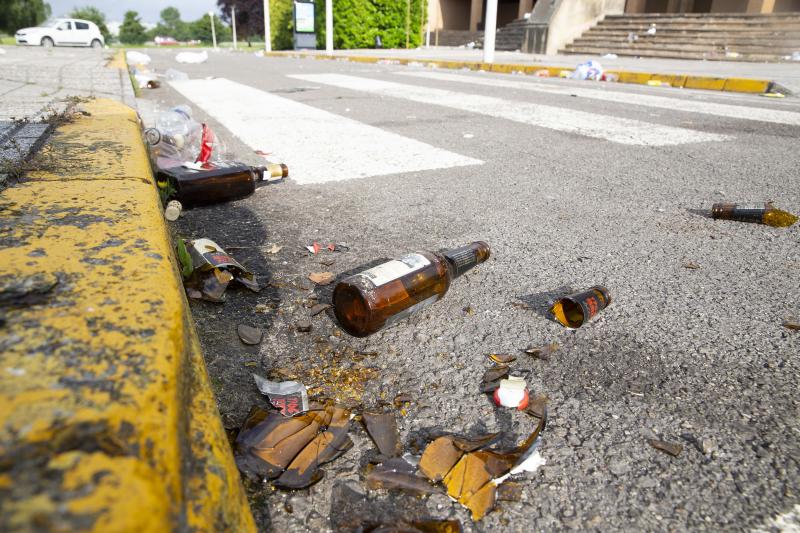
left=700, top=438, right=717, bottom=455
left=237, top=324, right=263, bottom=345
left=308, top=271, right=335, bottom=285
left=296, top=319, right=312, bottom=332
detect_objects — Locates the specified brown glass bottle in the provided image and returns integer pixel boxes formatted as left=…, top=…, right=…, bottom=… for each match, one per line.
left=333, top=242, right=490, bottom=337
left=156, top=161, right=289, bottom=207
left=711, top=202, right=797, bottom=228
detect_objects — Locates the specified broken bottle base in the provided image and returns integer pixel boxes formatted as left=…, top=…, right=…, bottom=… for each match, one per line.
left=550, top=286, right=611, bottom=328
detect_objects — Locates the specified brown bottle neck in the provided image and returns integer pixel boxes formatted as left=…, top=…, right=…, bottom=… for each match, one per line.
left=443, top=241, right=491, bottom=279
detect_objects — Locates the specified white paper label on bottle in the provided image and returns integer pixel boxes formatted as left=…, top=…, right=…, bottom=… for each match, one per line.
left=359, top=253, right=430, bottom=288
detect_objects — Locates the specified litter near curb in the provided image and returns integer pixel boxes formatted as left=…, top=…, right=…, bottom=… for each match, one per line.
left=176, top=50, right=208, bottom=64
left=332, top=241, right=490, bottom=337
left=523, top=343, right=559, bottom=361
left=550, top=286, right=611, bottom=328
left=234, top=401, right=353, bottom=488
left=417, top=410, right=546, bottom=520
left=182, top=238, right=259, bottom=302
left=493, top=376, right=530, bottom=410
left=253, top=374, right=309, bottom=416
left=711, top=202, right=797, bottom=227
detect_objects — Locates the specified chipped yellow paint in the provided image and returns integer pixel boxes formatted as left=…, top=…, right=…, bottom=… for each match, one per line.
left=722, top=77, right=770, bottom=94
left=648, top=73, right=688, bottom=88
left=107, top=49, right=126, bottom=70
left=0, top=99, right=255, bottom=532
left=684, top=76, right=727, bottom=91
left=263, top=51, right=775, bottom=95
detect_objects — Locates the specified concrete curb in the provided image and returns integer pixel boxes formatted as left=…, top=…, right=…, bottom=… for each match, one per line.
left=265, top=51, right=779, bottom=95
left=0, top=99, right=255, bottom=531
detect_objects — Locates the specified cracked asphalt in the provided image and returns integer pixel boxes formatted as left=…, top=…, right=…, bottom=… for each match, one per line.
left=138, top=48, right=800, bottom=532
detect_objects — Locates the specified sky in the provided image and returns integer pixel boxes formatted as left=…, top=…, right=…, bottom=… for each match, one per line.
left=47, top=0, right=220, bottom=24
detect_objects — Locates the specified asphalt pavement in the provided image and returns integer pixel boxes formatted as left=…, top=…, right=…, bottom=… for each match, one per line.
left=136, top=48, right=800, bottom=532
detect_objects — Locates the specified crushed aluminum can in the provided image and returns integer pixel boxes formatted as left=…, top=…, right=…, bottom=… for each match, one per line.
left=188, top=238, right=259, bottom=292
left=550, top=286, right=611, bottom=328
left=253, top=374, right=309, bottom=417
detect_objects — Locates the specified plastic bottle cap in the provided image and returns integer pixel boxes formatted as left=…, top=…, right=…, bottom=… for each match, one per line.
left=493, top=376, right=529, bottom=410
left=165, top=200, right=182, bottom=221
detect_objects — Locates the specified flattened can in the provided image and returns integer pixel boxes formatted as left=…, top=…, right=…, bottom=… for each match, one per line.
left=550, top=286, right=611, bottom=328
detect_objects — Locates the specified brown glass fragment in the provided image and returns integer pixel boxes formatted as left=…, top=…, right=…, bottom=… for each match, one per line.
left=482, top=366, right=510, bottom=384
left=362, top=411, right=402, bottom=457
left=369, top=520, right=463, bottom=533
left=450, top=433, right=502, bottom=452
left=274, top=405, right=352, bottom=489
left=462, top=482, right=497, bottom=521
left=523, top=342, right=559, bottom=361
left=366, top=461, right=442, bottom=495
left=419, top=437, right=463, bottom=482
left=235, top=402, right=353, bottom=483
left=523, top=394, right=548, bottom=420
left=648, top=438, right=682, bottom=457
left=496, top=481, right=523, bottom=501
left=443, top=450, right=517, bottom=505
left=782, top=319, right=800, bottom=331
left=488, top=353, right=517, bottom=364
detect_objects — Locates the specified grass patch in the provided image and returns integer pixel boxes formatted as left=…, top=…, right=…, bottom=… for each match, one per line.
left=0, top=97, right=94, bottom=191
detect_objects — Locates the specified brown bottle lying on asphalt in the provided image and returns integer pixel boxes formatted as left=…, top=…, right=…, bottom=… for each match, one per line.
left=711, top=202, right=797, bottom=228
left=156, top=161, right=289, bottom=208
left=333, top=241, right=490, bottom=337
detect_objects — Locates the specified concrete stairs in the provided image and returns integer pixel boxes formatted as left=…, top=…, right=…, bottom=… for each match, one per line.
left=561, top=13, right=800, bottom=61
left=473, top=18, right=532, bottom=51
left=433, top=30, right=484, bottom=47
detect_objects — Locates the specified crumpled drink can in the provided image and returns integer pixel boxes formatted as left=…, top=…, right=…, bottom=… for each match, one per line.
left=550, top=286, right=611, bottom=328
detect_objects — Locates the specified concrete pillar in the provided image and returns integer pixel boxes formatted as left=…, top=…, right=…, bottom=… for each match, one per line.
left=470, top=0, right=483, bottom=32
left=518, top=0, right=534, bottom=19
left=745, top=0, right=776, bottom=12
left=625, top=0, right=648, bottom=12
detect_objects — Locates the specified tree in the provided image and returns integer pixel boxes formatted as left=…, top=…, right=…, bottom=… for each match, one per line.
left=217, top=0, right=265, bottom=45
left=70, top=6, right=111, bottom=43
left=118, top=10, right=147, bottom=44
left=0, top=0, right=51, bottom=34
left=153, top=6, right=189, bottom=40
left=187, top=13, right=232, bottom=43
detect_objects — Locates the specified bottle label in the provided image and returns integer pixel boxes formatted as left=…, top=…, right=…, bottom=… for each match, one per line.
left=384, top=294, right=440, bottom=327
left=358, top=253, right=430, bottom=288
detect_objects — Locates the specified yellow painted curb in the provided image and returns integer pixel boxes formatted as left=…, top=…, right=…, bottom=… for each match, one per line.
left=0, top=99, right=255, bottom=532
left=264, top=51, right=777, bottom=94
left=106, top=49, right=126, bottom=70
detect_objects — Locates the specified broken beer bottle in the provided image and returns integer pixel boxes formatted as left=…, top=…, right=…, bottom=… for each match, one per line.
left=333, top=242, right=490, bottom=337
left=156, top=161, right=289, bottom=208
left=711, top=202, right=797, bottom=228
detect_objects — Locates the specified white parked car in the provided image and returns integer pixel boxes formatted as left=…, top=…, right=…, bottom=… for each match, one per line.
left=15, top=18, right=105, bottom=48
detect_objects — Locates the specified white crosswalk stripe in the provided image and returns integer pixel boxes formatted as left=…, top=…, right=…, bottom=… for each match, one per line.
left=168, top=78, right=482, bottom=184
left=289, top=73, right=729, bottom=146
left=398, top=71, right=800, bottom=127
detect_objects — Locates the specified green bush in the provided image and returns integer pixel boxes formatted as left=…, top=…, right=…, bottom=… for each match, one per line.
left=269, top=0, right=426, bottom=50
